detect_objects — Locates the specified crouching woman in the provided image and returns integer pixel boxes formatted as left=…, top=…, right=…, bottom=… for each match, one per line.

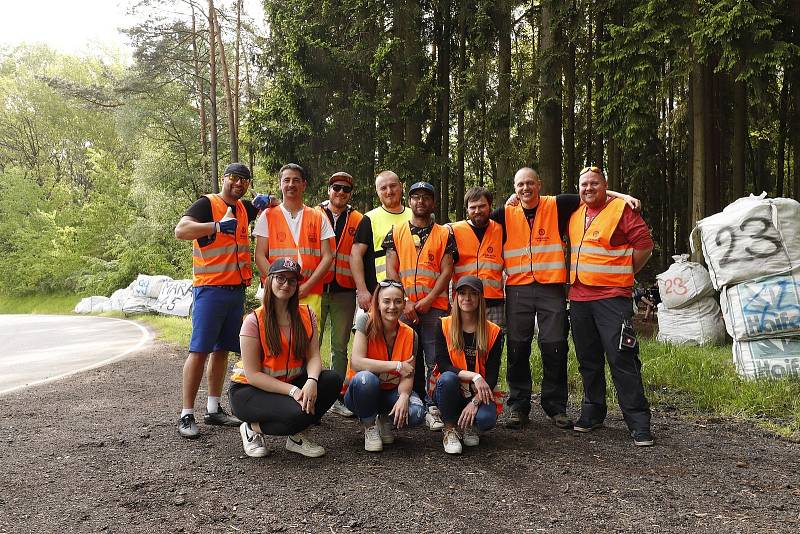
left=432, top=276, right=504, bottom=454
left=229, top=258, right=341, bottom=458
left=343, top=280, right=426, bottom=452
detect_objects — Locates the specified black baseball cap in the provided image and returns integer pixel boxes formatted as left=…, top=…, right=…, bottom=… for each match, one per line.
left=454, top=275, right=483, bottom=293
left=408, top=181, right=435, bottom=195
left=223, top=162, right=252, bottom=180
left=268, top=257, right=304, bottom=280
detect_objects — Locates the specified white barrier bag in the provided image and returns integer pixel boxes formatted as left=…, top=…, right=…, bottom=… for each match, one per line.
left=720, top=270, right=800, bottom=341
left=656, top=254, right=715, bottom=309
left=121, top=295, right=155, bottom=314
left=131, top=274, right=173, bottom=299
left=150, top=279, right=193, bottom=317
left=74, top=296, right=111, bottom=314
left=690, top=193, right=800, bottom=289
left=733, top=337, right=800, bottom=380
left=656, top=298, right=726, bottom=346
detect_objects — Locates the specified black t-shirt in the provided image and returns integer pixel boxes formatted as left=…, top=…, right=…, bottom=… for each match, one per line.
left=320, top=204, right=353, bottom=293
left=353, top=214, right=378, bottom=293
left=184, top=196, right=259, bottom=247
left=434, top=326, right=503, bottom=390
left=489, top=193, right=582, bottom=242
left=469, top=223, right=488, bottom=243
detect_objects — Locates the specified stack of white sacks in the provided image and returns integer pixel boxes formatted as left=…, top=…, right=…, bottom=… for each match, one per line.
left=656, top=255, right=726, bottom=346
left=691, top=193, right=800, bottom=379
left=74, top=274, right=193, bottom=317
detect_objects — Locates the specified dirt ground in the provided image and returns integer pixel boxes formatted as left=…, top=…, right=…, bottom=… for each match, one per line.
left=1, top=340, right=798, bottom=534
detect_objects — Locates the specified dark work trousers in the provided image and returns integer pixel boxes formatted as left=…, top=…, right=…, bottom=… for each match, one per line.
left=505, top=282, right=569, bottom=417
left=228, top=370, right=342, bottom=436
left=404, top=308, right=447, bottom=406
left=570, top=296, right=651, bottom=432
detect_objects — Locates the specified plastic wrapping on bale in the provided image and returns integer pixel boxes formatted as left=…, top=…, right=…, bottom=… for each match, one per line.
left=656, top=254, right=715, bottom=309
left=720, top=269, right=800, bottom=342
left=690, top=193, right=800, bottom=289
left=656, top=298, right=726, bottom=346
left=733, top=337, right=800, bottom=380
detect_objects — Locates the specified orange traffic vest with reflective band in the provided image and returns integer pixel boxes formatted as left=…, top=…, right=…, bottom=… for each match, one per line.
left=450, top=220, right=504, bottom=299
left=266, top=206, right=327, bottom=294
left=341, top=320, right=415, bottom=395
left=427, top=317, right=504, bottom=415
left=317, top=205, right=363, bottom=289
left=568, top=198, right=634, bottom=287
left=394, top=223, right=450, bottom=311
left=192, top=194, right=252, bottom=287
left=503, top=196, right=566, bottom=285
left=230, top=305, right=313, bottom=384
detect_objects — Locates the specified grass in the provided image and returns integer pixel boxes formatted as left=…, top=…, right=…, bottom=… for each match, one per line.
left=3, top=292, right=798, bottom=437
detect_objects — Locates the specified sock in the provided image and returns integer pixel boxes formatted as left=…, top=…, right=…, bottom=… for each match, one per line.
left=207, top=396, right=220, bottom=413
left=180, top=408, right=194, bottom=418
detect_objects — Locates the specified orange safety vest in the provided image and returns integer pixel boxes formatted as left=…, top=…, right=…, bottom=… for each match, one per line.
left=316, top=204, right=363, bottom=289
left=568, top=198, right=634, bottom=287
left=394, top=222, right=450, bottom=311
left=503, top=196, right=566, bottom=285
left=192, top=194, right=252, bottom=287
left=266, top=205, right=328, bottom=294
left=450, top=220, right=504, bottom=299
left=341, top=320, right=415, bottom=395
left=230, top=304, right=313, bottom=384
left=427, top=317, right=504, bottom=415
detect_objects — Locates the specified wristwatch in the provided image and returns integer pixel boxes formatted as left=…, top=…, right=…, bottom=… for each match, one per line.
left=471, top=397, right=480, bottom=407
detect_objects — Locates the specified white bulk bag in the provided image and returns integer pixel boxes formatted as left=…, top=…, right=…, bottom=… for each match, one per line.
left=656, top=254, right=715, bottom=309
left=720, top=270, right=800, bottom=341
left=733, top=337, right=800, bottom=380
left=131, top=274, right=173, bottom=299
left=108, top=288, right=130, bottom=311
left=149, top=279, right=193, bottom=317
left=74, top=296, right=111, bottom=314
left=121, top=295, right=155, bottom=314
left=690, top=193, right=800, bottom=289
left=656, top=298, right=726, bottom=346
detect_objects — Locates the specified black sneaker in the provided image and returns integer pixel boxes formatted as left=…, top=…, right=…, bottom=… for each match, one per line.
left=573, top=416, right=603, bottom=433
left=505, top=410, right=529, bottom=429
left=178, top=414, right=199, bottom=439
left=632, top=429, right=654, bottom=447
left=203, top=406, right=241, bottom=426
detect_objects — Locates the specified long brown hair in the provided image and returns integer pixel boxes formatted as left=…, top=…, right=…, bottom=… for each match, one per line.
left=448, top=287, right=488, bottom=355
left=365, top=281, right=405, bottom=341
left=260, top=274, right=310, bottom=358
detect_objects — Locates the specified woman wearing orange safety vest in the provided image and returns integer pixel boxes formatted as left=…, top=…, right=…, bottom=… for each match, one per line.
left=431, top=276, right=504, bottom=455
left=342, top=280, right=426, bottom=452
left=228, top=258, right=342, bottom=458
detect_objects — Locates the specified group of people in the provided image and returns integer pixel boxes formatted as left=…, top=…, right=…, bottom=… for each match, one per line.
left=174, top=160, right=656, bottom=458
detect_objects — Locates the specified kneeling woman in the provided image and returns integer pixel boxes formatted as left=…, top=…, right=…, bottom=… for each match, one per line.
left=343, top=280, right=426, bottom=452
left=229, top=258, right=342, bottom=458
left=432, top=276, right=504, bottom=454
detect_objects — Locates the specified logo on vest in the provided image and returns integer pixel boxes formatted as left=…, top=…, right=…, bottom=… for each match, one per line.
left=428, top=253, right=434, bottom=262
left=538, top=229, right=545, bottom=236
left=348, top=227, right=356, bottom=236
left=309, top=233, right=318, bottom=243
left=592, top=230, right=600, bottom=237
left=487, top=246, right=494, bottom=254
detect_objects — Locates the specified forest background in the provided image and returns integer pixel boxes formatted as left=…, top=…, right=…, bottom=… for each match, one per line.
left=0, top=0, right=798, bottom=298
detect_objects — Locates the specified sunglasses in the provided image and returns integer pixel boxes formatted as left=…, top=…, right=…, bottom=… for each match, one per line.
left=272, top=274, right=298, bottom=287
left=330, top=184, right=353, bottom=193
left=226, top=174, right=252, bottom=183
left=378, top=280, right=404, bottom=289
left=579, top=166, right=604, bottom=177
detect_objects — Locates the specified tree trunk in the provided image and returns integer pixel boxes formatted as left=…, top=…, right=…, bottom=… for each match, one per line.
left=404, top=0, right=424, bottom=179
left=538, top=0, right=562, bottom=194
left=208, top=0, right=219, bottom=193
left=234, top=0, right=241, bottom=130
left=455, top=0, right=466, bottom=220
left=732, top=78, right=747, bottom=199
left=191, top=5, right=209, bottom=183
left=690, top=60, right=707, bottom=243
left=389, top=0, right=405, bottom=148
left=585, top=4, right=593, bottom=168
left=213, top=8, right=238, bottom=162
left=438, top=0, right=451, bottom=221
left=704, top=62, right=719, bottom=215
left=564, top=0, right=577, bottom=192
left=592, top=6, right=604, bottom=166
left=777, top=70, right=789, bottom=197
left=666, top=78, right=675, bottom=262
left=243, top=36, right=255, bottom=171
left=793, top=68, right=800, bottom=199
left=493, top=0, right=512, bottom=200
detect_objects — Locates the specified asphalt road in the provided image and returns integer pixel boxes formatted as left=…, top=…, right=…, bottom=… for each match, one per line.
left=0, top=314, right=151, bottom=395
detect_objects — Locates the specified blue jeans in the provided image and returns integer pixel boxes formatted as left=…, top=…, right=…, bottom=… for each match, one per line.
left=344, top=371, right=425, bottom=426
left=434, top=371, right=497, bottom=432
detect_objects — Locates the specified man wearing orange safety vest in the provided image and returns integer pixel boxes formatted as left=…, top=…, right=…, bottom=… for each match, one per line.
left=449, top=186, right=506, bottom=328
left=253, top=163, right=335, bottom=322
left=568, top=167, right=654, bottom=446
left=385, top=181, right=458, bottom=431
left=174, top=162, right=269, bottom=439
left=315, top=171, right=363, bottom=418
left=491, top=167, right=639, bottom=430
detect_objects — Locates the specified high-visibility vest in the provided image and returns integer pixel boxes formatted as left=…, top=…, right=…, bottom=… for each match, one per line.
left=365, top=206, right=412, bottom=282
left=450, top=220, right=504, bottom=299
left=503, top=196, right=566, bottom=285
left=426, top=316, right=504, bottom=415
left=317, top=204, right=363, bottom=289
left=341, top=319, right=415, bottom=395
left=568, top=198, right=634, bottom=287
left=394, top=222, right=450, bottom=311
left=266, top=205, right=327, bottom=294
left=192, top=194, right=252, bottom=287
left=230, top=304, right=313, bottom=385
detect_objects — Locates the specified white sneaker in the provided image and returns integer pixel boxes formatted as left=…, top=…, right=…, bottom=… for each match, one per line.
left=239, top=423, right=269, bottom=458
left=285, top=432, right=326, bottom=458
left=426, top=406, right=445, bottom=431
left=329, top=399, right=354, bottom=418
left=363, top=425, right=383, bottom=452
left=442, top=428, right=463, bottom=455
left=376, top=414, right=395, bottom=444
left=462, top=424, right=480, bottom=447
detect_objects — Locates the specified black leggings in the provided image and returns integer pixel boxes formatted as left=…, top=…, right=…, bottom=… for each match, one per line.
left=229, top=370, right=341, bottom=436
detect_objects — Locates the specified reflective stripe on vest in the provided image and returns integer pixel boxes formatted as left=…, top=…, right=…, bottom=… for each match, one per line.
left=317, top=205, right=364, bottom=289
left=567, top=198, right=635, bottom=287
left=266, top=206, right=327, bottom=295
left=394, top=222, right=450, bottom=311
left=229, top=305, right=313, bottom=385
left=365, top=206, right=412, bottom=283
left=341, top=320, right=415, bottom=395
left=192, top=194, right=253, bottom=287
left=502, top=196, right=566, bottom=285
left=450, top=220, right=504, bottom=299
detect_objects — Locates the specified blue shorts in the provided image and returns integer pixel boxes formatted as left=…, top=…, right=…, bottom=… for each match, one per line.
left=189, top=285, right=246, bottom=354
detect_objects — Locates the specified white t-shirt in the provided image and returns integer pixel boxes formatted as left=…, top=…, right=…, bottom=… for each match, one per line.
left=253, top=204, right=335, bottom=262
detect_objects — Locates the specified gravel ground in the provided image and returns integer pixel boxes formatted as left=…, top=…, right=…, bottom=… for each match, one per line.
left=1, top=340, right=798, bottom=533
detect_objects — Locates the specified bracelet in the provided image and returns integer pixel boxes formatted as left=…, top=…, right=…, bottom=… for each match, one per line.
left=288, top=386, right=298, bottom=398
left=472, top=374, right=482, bottom=384
left=307, top=376, right=318, bottom=383
left=212, top=222, right=219, bottom=235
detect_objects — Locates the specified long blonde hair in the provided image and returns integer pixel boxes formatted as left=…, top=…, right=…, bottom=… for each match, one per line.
left=448, top=288, right=488, bottom=355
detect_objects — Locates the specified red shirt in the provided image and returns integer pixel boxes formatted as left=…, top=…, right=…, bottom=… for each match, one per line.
left=569, top=202, right=653, bottom=302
